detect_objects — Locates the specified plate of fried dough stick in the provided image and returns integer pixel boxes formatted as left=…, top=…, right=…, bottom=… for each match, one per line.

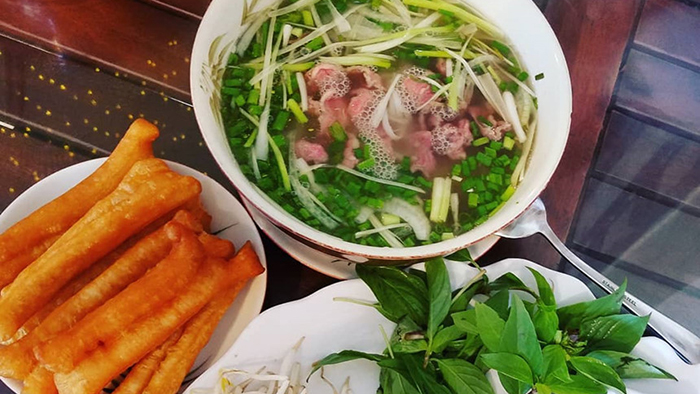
left=0, top=119, right=268, bottom=394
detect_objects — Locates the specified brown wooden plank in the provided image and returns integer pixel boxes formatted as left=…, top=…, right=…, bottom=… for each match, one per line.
left=616, top=49, right=700, bottom=138
left=0, top=127, right=91, bottom=212
left=0, top=35, right=227, bottom=184
left=596, top=111, right=700, bottom=210
left=140, top=0, right=211, bottom=19
left=572, top=178, right=700, bottom=289
left=505, top=0, right=642, bottom=268
left=635, top=0, right=700, bottom=71
left=0, top=0, right=198, bottom=100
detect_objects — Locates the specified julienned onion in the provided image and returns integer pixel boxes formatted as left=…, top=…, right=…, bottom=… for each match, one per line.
left=382, top=198, right=431, bottom=240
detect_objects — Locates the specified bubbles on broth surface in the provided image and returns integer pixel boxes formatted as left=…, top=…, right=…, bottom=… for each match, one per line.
left=352, top=89, right=400, bottom=180
left=319, top=71, right=350, bottom=99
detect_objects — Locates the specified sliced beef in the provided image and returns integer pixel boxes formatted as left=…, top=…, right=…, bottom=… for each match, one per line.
left=295, top=139, right=328, bottom=164
left=431, top=124, right=469, bottom=161
left=478, top=115, right=511, bottom=141
left=347, top=88, right=378, bottom=122
left=305, top=63, right=350, bottom=102
left=399, top=77, right=434, bottom=113
left=409, top=131, right=437, bottom=178
left=347, top=66, right=384, bottom=90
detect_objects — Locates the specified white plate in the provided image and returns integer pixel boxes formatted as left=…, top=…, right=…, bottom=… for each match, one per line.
left=185, top=259, right=700, bottom=394
left=242, top=196, right=500, bottom=279
left=0, top=158, right=268, bottom=393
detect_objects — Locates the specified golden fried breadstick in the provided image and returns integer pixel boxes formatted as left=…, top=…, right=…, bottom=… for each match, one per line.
left=143, top=286, right=246, bottom=394
left=21, top=366, right=57, bottom=394
left=0, top=119, right=159, bottom=288
left=0, top=235, right=59, bottom=292
left=35, top=222, right=205, bottom=374
left=112, top=328, right=183, bottom=394
left=198, top=232, right=236, bottom=259
left=0, top=211, right=205, bottom=380
left=53, top=243, right=263, bottom=394
left=0, top=158, right=202, bottom=341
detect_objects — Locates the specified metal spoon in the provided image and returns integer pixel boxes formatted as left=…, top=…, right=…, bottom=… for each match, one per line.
left=495, top=198, right=700, bottom=364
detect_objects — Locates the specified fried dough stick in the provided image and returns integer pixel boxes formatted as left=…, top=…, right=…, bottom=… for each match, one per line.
left=0, top=158, right=202, bottom=341
left=143, top=286, right=247, bottom=394
left=10, top=205, right=200, bottom=343
left=36, top=222, right=206, bottom=373
left=53, top=243, right=263, bottom=394
left=0, top=211, right=205, bottom=380
left=21, top=366, right=57, bottom=394
left=111, top=329, right=183, bottom=394
left=0, top=119, right=159, bottom=288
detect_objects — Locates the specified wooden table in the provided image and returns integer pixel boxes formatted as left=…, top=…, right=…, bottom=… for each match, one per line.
left=1, top=0, right=698, bottom=391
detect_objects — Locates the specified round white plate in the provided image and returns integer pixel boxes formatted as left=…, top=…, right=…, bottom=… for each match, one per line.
left=242, top=197, right=499, bottom=279
left=0, top=158, right=268, bottom=393
left=185, top=259, right=700, bottom=394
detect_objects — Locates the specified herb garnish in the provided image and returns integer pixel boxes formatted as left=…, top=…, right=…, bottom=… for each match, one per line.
left=313, top=259, right=676, bottom=393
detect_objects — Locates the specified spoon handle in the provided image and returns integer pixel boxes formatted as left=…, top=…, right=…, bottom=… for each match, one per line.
left=539, top=225, right=700, bottom=365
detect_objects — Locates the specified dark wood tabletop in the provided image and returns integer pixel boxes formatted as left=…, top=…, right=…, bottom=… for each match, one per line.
left=1, top=0, right=699, bottom=392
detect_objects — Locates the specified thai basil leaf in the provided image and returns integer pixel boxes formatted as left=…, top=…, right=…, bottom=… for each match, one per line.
left=356, top=265, right=429, bottom=325
left=499, top=296, right=544, bottom=376
left=310, top=350, right=386, bottom=376
left=547, top=374, right=607, bottom=394
left=534, top=383, right=553, bottom=394
left=586, top=350, right=677, bottom=380
left=480, top=353, right=534, bottom=385
left=445, top=247, right=474, bottom=262
left=407, top=268, right=428, bottom=284
left=542, top=345, right=571, bottom=384
left=485, top=289, right=511, bottom=321
left=380, top=367, right=422, bottom=394
left=456, top=333, right=484, bottom=359
left=475, top=302, right=506, bottom=352
left=533, top=307, right=559, bottom=343
left=569, top=356, right=627, bottom=394
left=451, top=279, right=486, bottom=313
left=580, top=314, right=649, bottom=353
left=435, top=359, right=495, bottom=394
left=498, top=373, right=531, bottom=394
left=489, top=272, right=537, bottom=297
left=400, top=353, right=452, bottom=394
left=557, top=280, right=627, bottom=330
left=528, top=267, right=556, bottom=306
left=432, top=325, right=466, bottom=353
left=426, top=258, right=452, bottom=345
left=452, top=309, right=478, bottom=334
left=392, top=339, right=428, bottom=353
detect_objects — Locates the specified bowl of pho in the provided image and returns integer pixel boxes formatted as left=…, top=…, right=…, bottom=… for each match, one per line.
left=191, top=0, right=571, bottom=263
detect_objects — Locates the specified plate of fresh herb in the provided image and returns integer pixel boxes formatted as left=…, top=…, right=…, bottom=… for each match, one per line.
left=185, top=259, right=699, bottom=394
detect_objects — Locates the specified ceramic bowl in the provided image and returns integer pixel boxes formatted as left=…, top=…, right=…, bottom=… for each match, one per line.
left=190, top=0, right=571, bottom=264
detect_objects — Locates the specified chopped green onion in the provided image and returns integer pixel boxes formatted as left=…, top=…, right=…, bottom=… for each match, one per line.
left=306, top=36, right=325, bottom=51
left=381, top=213, right=401, bottom=226
left=271, top=111, right=290, bottom=131
left=268, top=135, right=290, bottom=191
left=473, top=137, right=489, bottom=147
left=503, top=136, right=515, bottom=150
left=357, top=158, right=376, bottom=171
left=535, top=72, right=545, bottom=81
left=441, top=232, right=455, bottom=240
left=287, top=99, right=308, bottom=123
left=468, top=193, right=478, bottom=208
left=414, top=50, right=451, bottom=58
left=302, top=9, right=314, bottom=26
left=329, top=122, right=347, bottom=142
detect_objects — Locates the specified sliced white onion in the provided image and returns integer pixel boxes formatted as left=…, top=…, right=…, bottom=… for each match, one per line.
left=282, top=24, right=293, bottom=47
left=446, top=59, right=453, bottom=77
left=255, top=101, right=271, bottom=160
left=325, top=0, right=352, bottom=33
left=370, top=74, right=403, bottom=129
left=502, top=91, right=527, bottom=143
left=369, top=214, right=404, bottom=248
left=450, top=192, right=459, bottom=229
left=355, top=206, right=374, bottom=223
left=295, top=72, right=308, bottom=111
left=382, top=198, right=431, bottom=241
left=382, top=114, right=400, bottom=140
